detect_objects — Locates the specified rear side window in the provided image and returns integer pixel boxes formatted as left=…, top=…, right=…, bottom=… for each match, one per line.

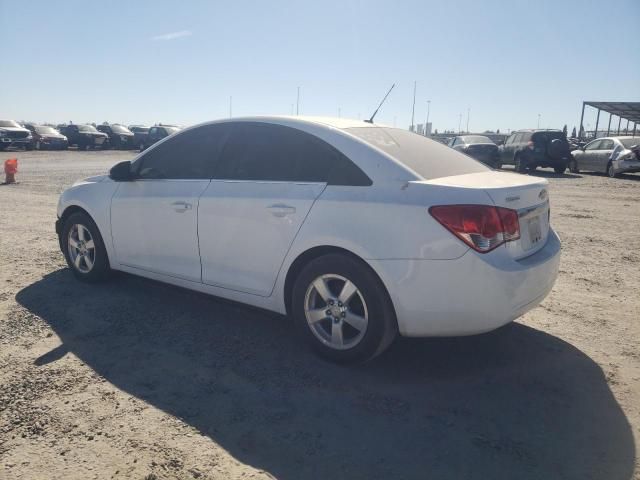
left=214, top=122, right=371, bottom=185
left=346, top=127, right=488, bottom=180
left=585, top=140, right=601, bottom=151
left=135, top=124, right=231, bottom=179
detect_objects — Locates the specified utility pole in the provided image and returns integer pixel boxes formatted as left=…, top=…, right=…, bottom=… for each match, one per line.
left=425, top=100, right=431, bottom=136
left=466, top=107, right=470, bottom=133
left=411, top=81, right=417, bottom=131
left=458, top=113, right=462, bottom=133
left=537, top=114, right=541, bottom=128
left=229, top=96, right=232, bottom=118
left=296, top=87, right=300, bottom=116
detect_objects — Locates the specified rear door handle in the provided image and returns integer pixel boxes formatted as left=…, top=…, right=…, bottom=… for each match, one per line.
left=267, top=204, right=296, bottom=217
left=171, top=201, right=193, bottom=212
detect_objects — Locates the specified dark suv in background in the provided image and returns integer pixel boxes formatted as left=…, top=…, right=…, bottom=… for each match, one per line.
left=139, top=124, right=180, bottom=151
left=500, top=129, right=571, bottom=173
left=97, top=124, right=135, bottom=149
left=58, top=124, right=109, bottom=150
left=24, top=124, right=68, bottom=150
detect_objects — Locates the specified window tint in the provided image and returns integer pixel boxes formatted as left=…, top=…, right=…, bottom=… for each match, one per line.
left=215, top=123, right=371, bottom=185
left=585, top=140, right=601, bottom=151
left=346, top=127, right=488, bottom=180
left=599, top=139, right=614, bottom=150
left=135, top=124, right=231, bottom=180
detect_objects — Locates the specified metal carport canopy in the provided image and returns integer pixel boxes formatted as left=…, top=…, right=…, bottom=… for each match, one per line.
left=579, top=101, right=640, bottom=139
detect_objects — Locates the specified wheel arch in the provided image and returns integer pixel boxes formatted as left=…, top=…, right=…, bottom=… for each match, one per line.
left=283, top=245, right=395, bottom=320
left=58, top=205, right=110, bottom=265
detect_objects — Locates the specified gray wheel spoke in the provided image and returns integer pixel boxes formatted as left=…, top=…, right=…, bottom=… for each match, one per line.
left=338, top=280, right=357, bottom=304
left=85, top=239, right=95, bottom=250
left=74, top=254, right=83, bottom=268
left=77, top=225, right=86, bottom=241
left=84, top=255, right=94, bottom=270
left=312, top=278, right=333, bottom=303
left=331, top=322, right=344, bottom=346
left=69, top=238, right=80, bottom=249
left=306, top=308, right=327, bottom=324
left=343, top=311, right=367, bottom=332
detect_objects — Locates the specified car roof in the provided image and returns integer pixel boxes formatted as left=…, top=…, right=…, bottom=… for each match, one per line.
left=514, top=129, right=562, bottom=133
left=204, top=116, right=383, bottom=130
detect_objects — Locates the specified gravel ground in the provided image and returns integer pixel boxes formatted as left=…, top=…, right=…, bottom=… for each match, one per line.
left=0, top=150, right=639, bottom=480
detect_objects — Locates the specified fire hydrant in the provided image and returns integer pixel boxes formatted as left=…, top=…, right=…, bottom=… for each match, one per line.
left=4, top=158, right=18, bottom=184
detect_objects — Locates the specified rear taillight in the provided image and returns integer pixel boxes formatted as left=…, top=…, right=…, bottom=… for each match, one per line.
left=429, top=205, right=521, bottom=253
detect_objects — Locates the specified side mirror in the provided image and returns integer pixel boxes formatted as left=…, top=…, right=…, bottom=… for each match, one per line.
left=109, top=160, right=134, bottom=181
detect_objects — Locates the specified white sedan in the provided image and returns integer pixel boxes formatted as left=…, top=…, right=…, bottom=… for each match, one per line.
left=56, top=117, right=561, bottom=363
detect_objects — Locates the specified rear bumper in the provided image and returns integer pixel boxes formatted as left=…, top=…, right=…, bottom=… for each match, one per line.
left=371, top=229, right=561, bottom=337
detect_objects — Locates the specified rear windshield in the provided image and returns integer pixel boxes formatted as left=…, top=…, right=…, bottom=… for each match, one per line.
left=346, top=127, right=489, bottom=180
left=110, top=125, right=131, bottom=134
left=619, top=138, right=639, bottom=148
left=0, top=120, right=21, bottom=128
left=532, top=131, right=567, bottom=143
left=462, top=135, right=493, bottom=144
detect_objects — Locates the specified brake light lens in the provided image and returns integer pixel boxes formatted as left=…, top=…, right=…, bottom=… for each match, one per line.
left=429, top=205, right=521, bottom=253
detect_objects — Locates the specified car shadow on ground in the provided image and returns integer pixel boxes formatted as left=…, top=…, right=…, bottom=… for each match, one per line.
left=16, top=269, right=635, bottom=480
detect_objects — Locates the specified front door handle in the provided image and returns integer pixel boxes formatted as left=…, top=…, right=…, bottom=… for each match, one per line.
left=171, top=201, right=193, bottom=212
left=267, top=204, right=296, bottom=217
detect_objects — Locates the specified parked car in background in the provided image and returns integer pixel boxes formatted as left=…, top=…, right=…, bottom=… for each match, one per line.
left=570, top=136, right=640, bottom=177
left=97, top=124, right=135, bottom=149
left=56, top=117, right=560, bottom=363
left=139, top=124, right=181, bottom=151
left=500, top=129, right=571, bottom=173
left=58, top=124, right=109, bottom=150
left=448, top=135, right=501, bottom=168
left=0, top=120, right=33, bottom=151
left=129, top=125, right=150, bottom=150
left=24, top=124, right=68, bottom=150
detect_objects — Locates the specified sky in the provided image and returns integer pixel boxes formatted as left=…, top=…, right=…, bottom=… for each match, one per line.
left=1, top=0, right=639, bottom=133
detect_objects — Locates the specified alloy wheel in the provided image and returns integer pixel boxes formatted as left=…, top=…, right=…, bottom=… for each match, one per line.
left=67, top=224, right=96, bottom=273
left=304, top=274, right=368, bottom=350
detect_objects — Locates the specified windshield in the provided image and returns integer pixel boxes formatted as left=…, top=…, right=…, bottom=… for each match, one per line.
left=78, top=125, right=98, bottom=132
left=462, top=135, right=493, bottom=144
left=619, top=138, right=639, bottom=148
left=130, top=126, right=149, bottom=133
left=0, top=120, right=21, bottom=128
left=110, top=125, right=131, bottom=134
left=35, top=126, right=57, bottom=134
left=164, top=126, right=180, bottom=134
left=347, top=127, right=489, bottom=180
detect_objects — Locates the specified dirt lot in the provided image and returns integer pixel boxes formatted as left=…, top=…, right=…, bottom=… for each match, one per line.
left=0, top=149, right=639, bottom=480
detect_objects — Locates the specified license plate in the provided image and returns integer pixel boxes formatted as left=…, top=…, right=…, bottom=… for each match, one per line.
left=528, top=216, right=542, bottom=244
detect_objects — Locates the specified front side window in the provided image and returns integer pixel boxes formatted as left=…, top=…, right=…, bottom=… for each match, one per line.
left=135, top=124, right=231, bottom=180
left=599, top=139, right=614, bottom=150
left=585, top=140, right=601, bottom=151
left=215, top=123, right=371, bottom=185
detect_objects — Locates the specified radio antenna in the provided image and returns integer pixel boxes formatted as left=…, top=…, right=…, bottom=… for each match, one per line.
left=365, top=83, right=395, bottom=124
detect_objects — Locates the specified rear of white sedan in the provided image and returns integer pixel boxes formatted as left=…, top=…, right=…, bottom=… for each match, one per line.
left=56, top=116, right=560, bottom=363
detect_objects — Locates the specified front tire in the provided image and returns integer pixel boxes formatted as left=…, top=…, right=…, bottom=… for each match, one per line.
left=61, top=212, right=111, bottom=282
left=554, top=165, right=566, bottom=174
left=568, top=159, right=579, bottom=173
left=291, top=254, right=397, bottom=363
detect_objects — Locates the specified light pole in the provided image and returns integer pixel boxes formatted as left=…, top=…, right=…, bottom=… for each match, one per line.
left=411, top=81, right=417, bottom=131
left=466, top=107, right=470, bottom=133
left=229, top=96, right=232, bottom=118
left=296, top=87, right=300, bottom=116
left=425, top=100, right=431, bottom=136
left=458, top=113, right=462, bottom=134
left=537, top=114, right=541, bottom=128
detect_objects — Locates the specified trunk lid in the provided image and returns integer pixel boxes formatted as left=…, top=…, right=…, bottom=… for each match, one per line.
left=424, top=171, right=550, bottom=259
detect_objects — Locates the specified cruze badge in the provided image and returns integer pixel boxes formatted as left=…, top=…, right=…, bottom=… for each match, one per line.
left=538, top=189, right=548, bottom=201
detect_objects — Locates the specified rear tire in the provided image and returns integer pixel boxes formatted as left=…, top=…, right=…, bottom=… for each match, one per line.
left=515, top=154, right=527, bottom=173
left=61, top=212, right=111, bottom=283
left=607, top=162, right=617, bottom=178
left=291, top=254, right=397, bottom=364
left=554, top=166, right=566, bottom=174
